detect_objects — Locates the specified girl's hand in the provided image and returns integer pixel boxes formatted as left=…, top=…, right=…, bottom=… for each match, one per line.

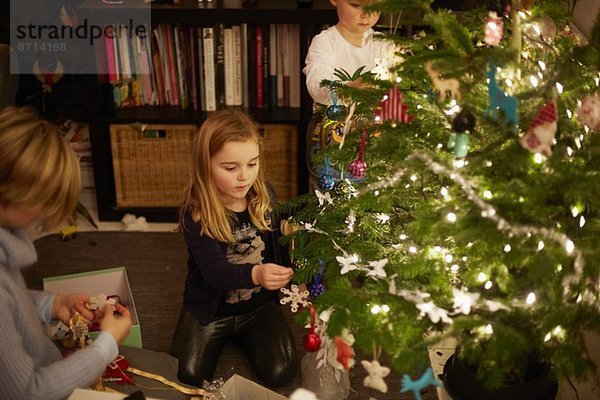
left=100, top=303, right=132, bottom=344
left=52, top=293, right=94, bottom=323
left=251, top=263, right=294, bottom=290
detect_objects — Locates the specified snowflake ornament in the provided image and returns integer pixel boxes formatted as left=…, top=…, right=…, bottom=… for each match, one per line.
left=372, top=45, right=403, bottom=80
left=416, top=301, right=453, bottom=324
left=451, top=288, right=480, bottom=315
left=366, top=258, right=388, bottom=279
left=280, top=284, right=310, bottom=312
left=362, top=360, right=391, bottom=393
left=89, top=293, right=117, bottom=311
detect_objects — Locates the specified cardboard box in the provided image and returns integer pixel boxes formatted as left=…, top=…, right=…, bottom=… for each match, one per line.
left=43, top=267, right=142, bottom=348
left=68, top=388, right=163, bottom=400
left=220, top=374, right=287, bottom=400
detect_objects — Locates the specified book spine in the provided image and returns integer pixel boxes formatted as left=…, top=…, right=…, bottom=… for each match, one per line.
left=268, top=23, right=278, bottom=108
left=232, top=25, right=242, bottom=106
left=214, top=23, right=226, bottom=108
left=241, top=23, right=249, bottom=108
left=255, top=25, right=264, bottom=108
left=189, top=27, right=199, bottom=111
left=202, top=27, right=217, bottom=111
left=224, top=27, right=234, bottom=106
left=165, top=24, right=180, bottom=106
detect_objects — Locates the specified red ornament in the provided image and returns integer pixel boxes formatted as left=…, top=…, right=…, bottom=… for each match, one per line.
left=374, top=85, right=413, bottom=124
left=484, top=12, right=504, bottom=46
left=519, top=101, right=557, bottom=156
left=103, top=355, right=134, bottom=385
left=334, top=336, right=354, bottom=371
left=303, top=303, right=322, bottom=352
left=348, top=128, right=368, bottom=179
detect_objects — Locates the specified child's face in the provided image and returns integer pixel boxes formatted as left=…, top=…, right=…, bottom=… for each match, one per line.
left=332, top=0, right=380, bottom=36
left=211, top=139, right=260, bottom=210
left=0, top=203, right=44, bottom=230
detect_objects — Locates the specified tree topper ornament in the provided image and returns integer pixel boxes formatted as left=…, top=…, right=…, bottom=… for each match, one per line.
left=520, top=101, right=557, bottom=156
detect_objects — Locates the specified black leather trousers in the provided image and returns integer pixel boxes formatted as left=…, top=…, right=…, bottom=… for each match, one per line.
left=170, top=301, right=298, bottom=388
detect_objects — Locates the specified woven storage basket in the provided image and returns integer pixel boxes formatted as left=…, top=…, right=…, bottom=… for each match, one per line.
left=110, top=124, right=196, bottom=207
left=260, top=124, right=298, bottom=201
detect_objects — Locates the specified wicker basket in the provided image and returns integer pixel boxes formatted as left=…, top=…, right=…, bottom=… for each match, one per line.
left=260, top=124, right=298, bottom=201
left=110, top=124, right=196, bottom=208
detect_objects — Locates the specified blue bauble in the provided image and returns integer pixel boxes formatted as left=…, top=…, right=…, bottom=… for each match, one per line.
left=318, top=174, right=335, bottom=191
left=309, top=282, right=325, bottom=298
left=326, top=104, right=346, bottom=121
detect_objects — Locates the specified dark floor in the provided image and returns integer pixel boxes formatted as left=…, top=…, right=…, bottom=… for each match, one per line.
left=24, top=231, right=438, bottom=400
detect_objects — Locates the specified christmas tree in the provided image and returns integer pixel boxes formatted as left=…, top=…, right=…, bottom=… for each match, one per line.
left=283, top=0, right=600, bottom=396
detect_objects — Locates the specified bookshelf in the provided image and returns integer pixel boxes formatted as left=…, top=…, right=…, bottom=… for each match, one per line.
left=81, top=0, right=338, bottom=221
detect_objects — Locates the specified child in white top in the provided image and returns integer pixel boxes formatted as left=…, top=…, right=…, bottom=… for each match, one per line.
left=303, top=0, right=390, bottom=105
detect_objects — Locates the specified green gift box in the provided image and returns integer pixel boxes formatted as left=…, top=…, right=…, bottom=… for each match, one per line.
left=43, top=267, right=142, bottom=348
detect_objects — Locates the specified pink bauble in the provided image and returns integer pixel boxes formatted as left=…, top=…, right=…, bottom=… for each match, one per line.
left=348, top=159, right=367, bottom=179
left=484, top=12, right=504, bottom=46
left=576, top=95, right=600, bottom=131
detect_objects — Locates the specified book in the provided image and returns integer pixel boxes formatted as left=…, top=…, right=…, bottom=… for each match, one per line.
left=189, top=27, right=199, bottom=111
left=165, top=24, right=180, bottom=106
left=276, top=24, right=285, bottom=107
left=214, top=23, right=226, bottom=108
left=104, top=25, right=117, bottom=83
left=255, top=25, right=264, bottom=108
left=241, top=23, right=249, bottom=108
left=202, top=26, right=217, bottom=111
left=232, top=25, right=243, bottom=106
left=268, top=23, right=278, bottom=108
left=196, top=28, right=205, bottom=111
left=174, top=25, right=188, bottom=109
left=223, top=27, right=234, bottom=106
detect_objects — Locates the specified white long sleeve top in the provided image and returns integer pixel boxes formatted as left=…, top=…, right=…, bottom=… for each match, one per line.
left=303, top=26, right=391, bottom=105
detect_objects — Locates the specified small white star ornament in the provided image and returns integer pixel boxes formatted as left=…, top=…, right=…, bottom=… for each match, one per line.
left=362, top=359, right=391, bottom=393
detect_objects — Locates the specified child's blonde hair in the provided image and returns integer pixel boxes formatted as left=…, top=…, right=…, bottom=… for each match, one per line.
left=0, top=107, right=80, bottom=231
left=180, top=110, right=272, bottom=243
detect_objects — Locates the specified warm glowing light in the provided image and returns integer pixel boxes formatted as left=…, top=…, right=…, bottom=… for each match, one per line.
left=566, top=240, right=575, bottom=254
left=477, top=272, right=487, bottom=282
left=567, top=146, right=573, bottom=156
left=538, top=241, right=544, bottom=251
left=529, top=75, right=539, bottom=87
left=484, top=324, right=493, bottom=334
left=526, top=292, right=536, bottom=304
left=483, top=190, right=492, bottom=199
left=399, top=234, right=407, bottom=240
left=556, top=82, right=563, bottom=93
left=580, top=216, right=586, bottom=227
left=445, top=254, right=453, bottom=263
left=556, top=264, right=563, bottom=272
left=538, top=61, right=546, bottom=70
left=447, top=212, right=457, bottom=222
left=450, top=264, right=460, bottom=272
left=534, top=153, right=544, bottom=163
left=382, top=304, right=390, bottom=313
left=409, top=246, right=418, bottom=254
left=371, top=305, right=381, bottom=314
left=504, top=244, right=511, bottom=252
left=571, top=206, right=580, bottom=217
left=484, top=281, right=493, bottom=289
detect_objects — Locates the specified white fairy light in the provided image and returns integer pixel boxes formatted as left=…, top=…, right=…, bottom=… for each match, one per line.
left=571, top=206, right=579, bottom=217
left=447, top=212, right=457, bottom=222
left=526, top=292, right=536, bottom=304
left=484, top=324, right=494, bottom=334
left=555, top=82, right=563, bottom=94
left=399, top=234, right=407, bottom=240
left=410, top=174, right=418, bottom=182
left=483, top=190, right=492, bottom=199
left=409, top=246, right=418, bottom=254
left=538, top=60, right=546, bottom=70
left=529, top=75, right=539, bottom=87
left=396, top=77, right=402, bottom=83
left=534, top=153, right=544, bottom=163
left=556, top=264, right=563, bottom=272
left=485, top=160, right=493, bottom=167
left=453, top=159, right=466, bottom=168
left=467, top=242, right=473, bottom=247
left=544, top=332, right=552, bottom=342
left=484, top=281, right=493, bottom=289
left=580, top=216, right=586, bottom=227
left=505, top=78, right=513, bottom=87
left=566, top=109, right=572, bottom=118
left=437, top=143, right=443, bottom=149
left=450, top=264, right=459, bottom=272
left=477, top=272, right=488, bottom=282
left=537, top=241, right=545, bottom=251
left=371, top=305, right=381, bottom=314
left=504, top=244, right=512, bottom=252
left=445, top=254, right=453, bottom=263
left=566, top=240, right=575, bottom=254
left=567, top=146, right=573, bottom=156
left=440, top=186, right=450, bottom=199
left=381, top=304, right=390, bottom=313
